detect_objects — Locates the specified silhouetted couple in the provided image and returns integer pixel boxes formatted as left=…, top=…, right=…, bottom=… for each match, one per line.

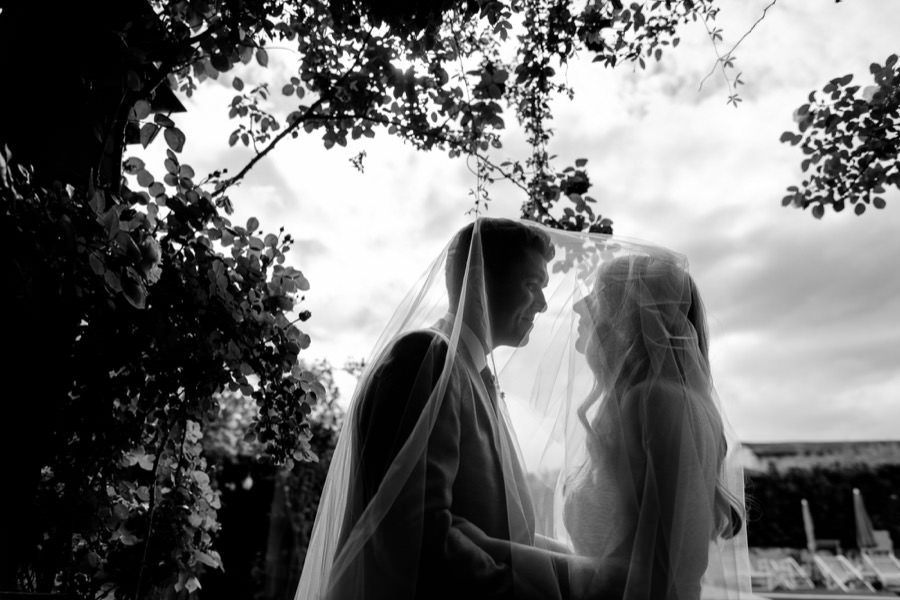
left=297, top=218, right=751, bottom=600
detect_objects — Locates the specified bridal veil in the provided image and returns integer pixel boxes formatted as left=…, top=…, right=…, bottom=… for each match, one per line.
left=295, top=218, right=752, bottom=600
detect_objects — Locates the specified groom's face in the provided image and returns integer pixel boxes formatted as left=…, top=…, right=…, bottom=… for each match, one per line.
left=487, top=248, right=550, bottom=348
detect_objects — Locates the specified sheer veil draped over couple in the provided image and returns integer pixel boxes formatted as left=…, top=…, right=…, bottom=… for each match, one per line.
left=296, top=218, right=752, bottom=600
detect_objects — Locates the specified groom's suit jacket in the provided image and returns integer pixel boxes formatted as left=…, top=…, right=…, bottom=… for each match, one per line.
left=349, top=322, right=537, bottom=600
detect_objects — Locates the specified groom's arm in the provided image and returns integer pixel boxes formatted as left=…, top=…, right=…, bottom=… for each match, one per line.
left=355, top=330, right=449, bottom=497
left=356, top=331, right=518, bottom=597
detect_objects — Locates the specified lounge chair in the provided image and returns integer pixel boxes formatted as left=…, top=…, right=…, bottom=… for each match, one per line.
left=769, top=556, right=815, bottom=590
left=861, top=530, right=900, bottom=590
left=813, top=550, right=874, bottom=591
left=750, top=557, right=776, bottom=590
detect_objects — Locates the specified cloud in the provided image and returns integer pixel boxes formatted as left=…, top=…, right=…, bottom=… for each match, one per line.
left=292, top=238, right=329, bottom=260
left=130, top=0, right=900, bottom=442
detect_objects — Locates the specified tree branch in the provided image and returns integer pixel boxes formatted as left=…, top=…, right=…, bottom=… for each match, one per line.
left=212, top=29, right=373, bottom=197
left=698, top=0, right=776, bottom=92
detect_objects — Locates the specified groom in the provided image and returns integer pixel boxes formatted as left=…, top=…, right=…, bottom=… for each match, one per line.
left=345, top=218, right=564, bottom=599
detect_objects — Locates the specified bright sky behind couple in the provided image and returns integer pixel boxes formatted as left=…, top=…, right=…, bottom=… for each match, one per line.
left=132, top=0, right=900, bottom=443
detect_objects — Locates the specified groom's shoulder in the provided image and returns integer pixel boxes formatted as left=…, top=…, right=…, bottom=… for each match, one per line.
left=380, top=329, right=450, bottom=370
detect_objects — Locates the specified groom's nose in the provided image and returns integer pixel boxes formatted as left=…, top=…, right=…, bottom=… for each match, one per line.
left=535, top=290, right=547, bottom=313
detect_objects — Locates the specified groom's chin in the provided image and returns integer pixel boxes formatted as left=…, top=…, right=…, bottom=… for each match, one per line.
left=514, top=324, right=535, bottom=347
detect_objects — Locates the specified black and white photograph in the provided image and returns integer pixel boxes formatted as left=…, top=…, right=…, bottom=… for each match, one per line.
left=1, top=1, right=898, bottom=599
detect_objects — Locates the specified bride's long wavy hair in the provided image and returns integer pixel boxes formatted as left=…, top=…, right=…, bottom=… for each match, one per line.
left=574, top=255, right=744, bottom=540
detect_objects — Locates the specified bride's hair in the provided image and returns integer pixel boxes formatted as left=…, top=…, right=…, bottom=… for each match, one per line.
left=575, top=255, right=744, bottom=539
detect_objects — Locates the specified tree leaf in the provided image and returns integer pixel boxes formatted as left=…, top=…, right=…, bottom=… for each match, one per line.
left=122, top=275, right=147, bottom=309
left=195, top=550, right=222, bottom=569
left=139, top=123, right=160, bottom=148
left=154, top=113, right=175, bottom=127
left=148, top=182, right=165, bottom=197
left=137, top=452, right=155, bottom=470
left=131, top=99, right=151, bottom=121
left=211, top=52, right=230, bottom=73
left=256, top=48, right=269, bottom=67
left=136, top=169, right=154, bottom=187
left=105, top=269, right=123, bottom=292
left=125, top=70, right=142, bottom=92
left=123, top=157, right=145, bottom=174
left=192, top=470, right=210, bottom=486
left=164, top=127, right=186, bottom=153
left=89, top=253, right=105, bottom=275
left=246, top=217, right=259, bottom=231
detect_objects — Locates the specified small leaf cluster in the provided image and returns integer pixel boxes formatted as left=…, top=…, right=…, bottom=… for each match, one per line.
left=579, top=0, right=714, bottom=69
left=497, top=0, right=714, bottom=231
left=200, top=359, right=347, bottom=597
left=519, top=158, right=612, bottom=233
left=780, top=54, right=900, bottom=218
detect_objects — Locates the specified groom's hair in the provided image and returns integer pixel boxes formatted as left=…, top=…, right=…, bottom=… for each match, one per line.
left=445, top=218, right=554, bottom=310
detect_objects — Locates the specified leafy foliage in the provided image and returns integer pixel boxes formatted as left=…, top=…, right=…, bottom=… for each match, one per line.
left=200, top=359, right=345, bottom=599
left=1, top=140, right=318, bottom=597
left=780, top=54, right=900, bottom=218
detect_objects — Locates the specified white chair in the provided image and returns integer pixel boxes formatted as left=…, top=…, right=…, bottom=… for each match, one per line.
left=750, top=557, right=776, bottom=590
left=813, top=551, right=874, bottom=591
left=861, top=530, right=900, bottom=590
left=769, top=556, right=815, bottom=590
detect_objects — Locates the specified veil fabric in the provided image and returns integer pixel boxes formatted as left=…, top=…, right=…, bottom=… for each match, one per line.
left=295, top=218, right=752, bottom=600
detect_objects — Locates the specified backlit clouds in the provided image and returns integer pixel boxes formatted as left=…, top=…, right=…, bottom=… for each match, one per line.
left=133, top=1, right=899, bottom=442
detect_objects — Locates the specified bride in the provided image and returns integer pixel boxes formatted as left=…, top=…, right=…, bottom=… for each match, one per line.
left=483, top=231, right=753, bottom=599
left=561, top=251, right=748, bottom=600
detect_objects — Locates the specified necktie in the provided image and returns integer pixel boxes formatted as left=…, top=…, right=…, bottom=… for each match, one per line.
left=480, top=367, right=498, bottom=404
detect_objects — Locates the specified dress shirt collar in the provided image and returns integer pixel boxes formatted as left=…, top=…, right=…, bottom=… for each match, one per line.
left=439, top=312, right=488, bottom=372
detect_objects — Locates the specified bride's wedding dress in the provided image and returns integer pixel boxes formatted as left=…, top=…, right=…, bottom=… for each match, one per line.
left=552, top=253, right=752, bottom=600
left=562, top=383, right=735, bottom=600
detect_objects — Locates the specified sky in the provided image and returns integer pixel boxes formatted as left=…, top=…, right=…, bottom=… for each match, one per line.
left=135, top=1, right=900, bottom=443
